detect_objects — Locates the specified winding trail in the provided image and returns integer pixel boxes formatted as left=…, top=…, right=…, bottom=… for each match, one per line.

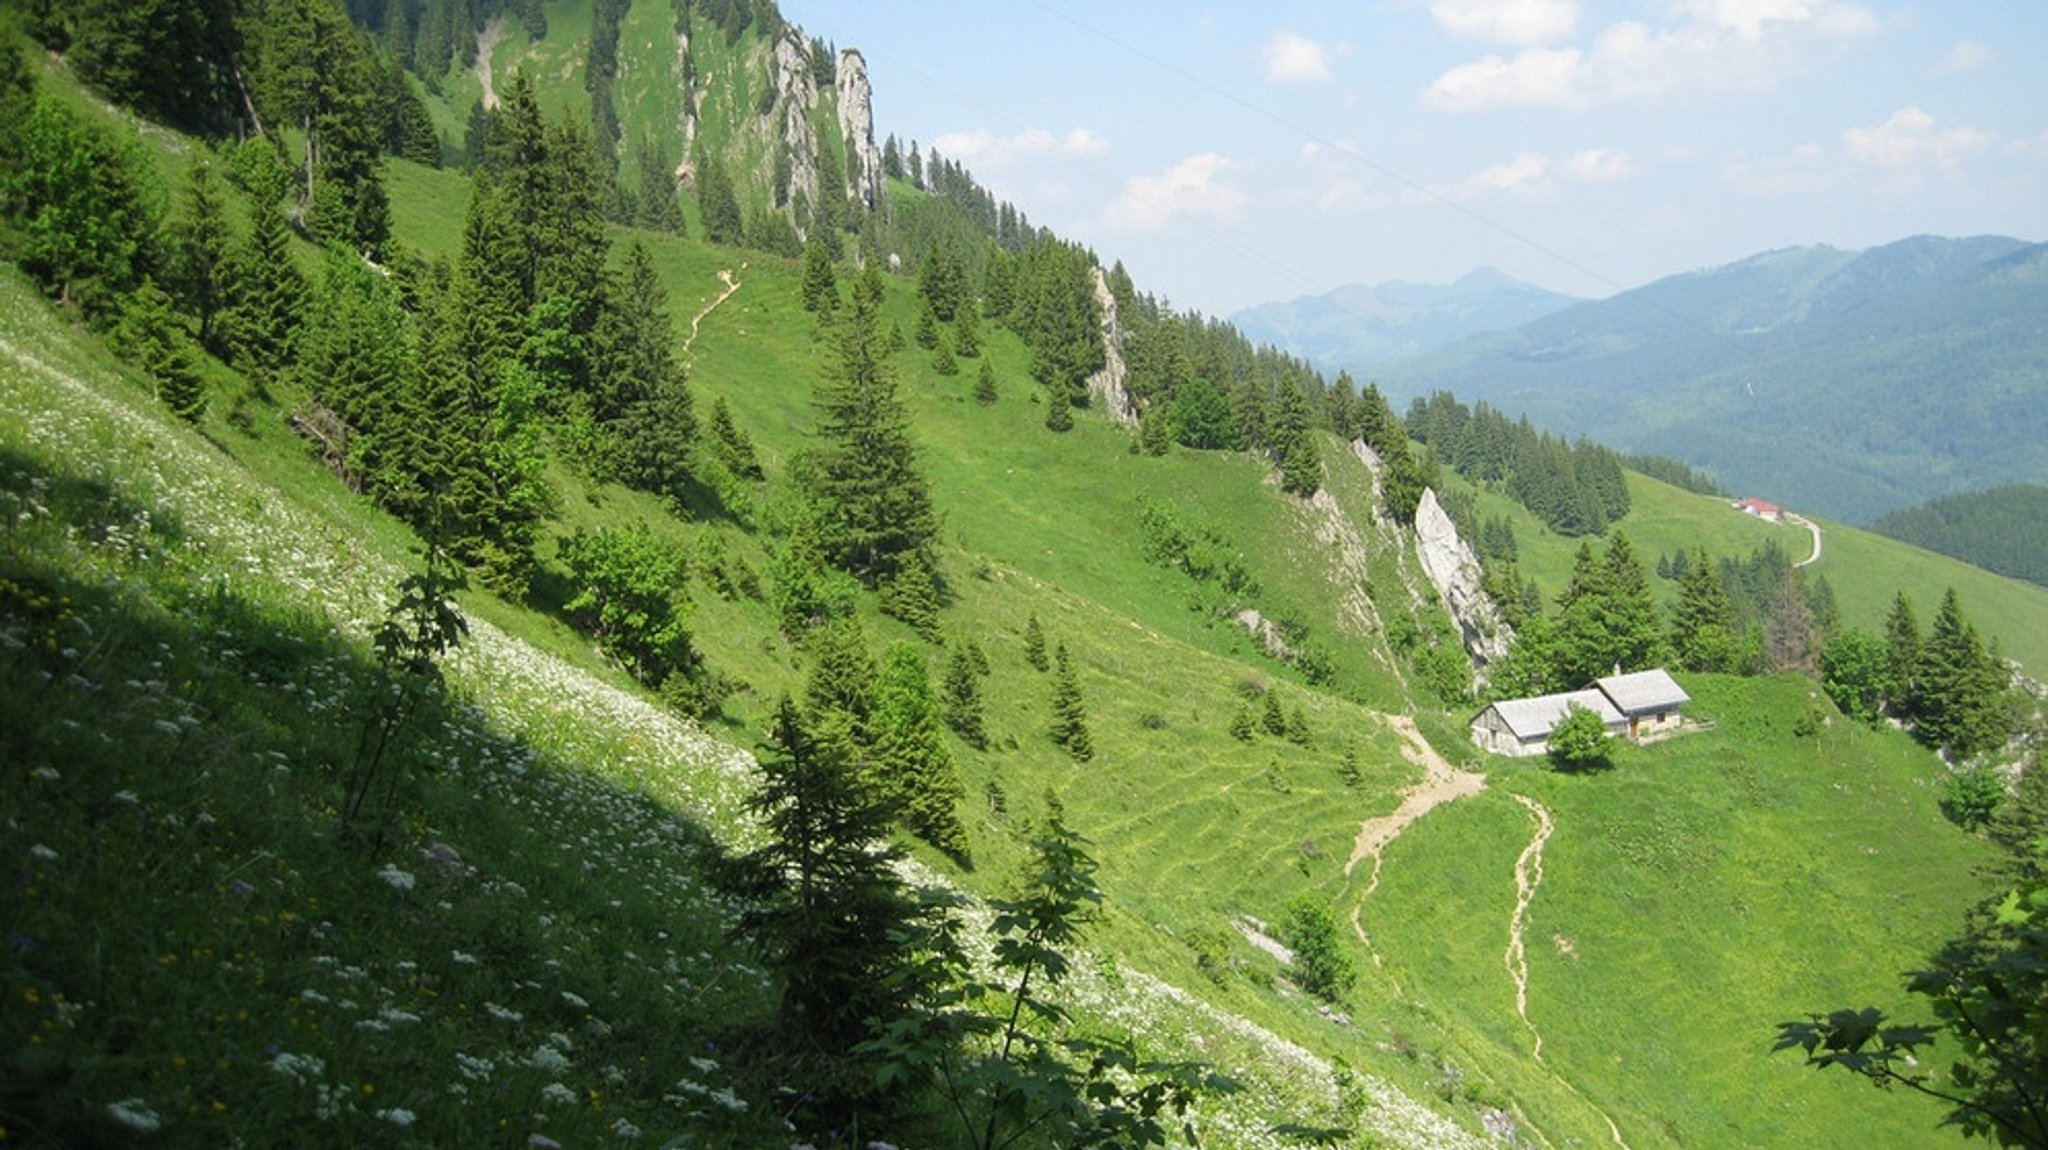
left=1788, top=512, right=1823, bottom=568
left=1506, top=794, right=1555, bottom=1062
left=683, top=268, right=742, bottom=353
left=1344, top=714, right=1487, bottom=895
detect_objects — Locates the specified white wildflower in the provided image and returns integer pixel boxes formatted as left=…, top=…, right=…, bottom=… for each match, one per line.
left=484, top=1002, right=522, bottom=1022
left=105, top=1097, right=163, bottom=1133
left=377, top=1006, right=422, bottom=1025
left=29, top=843, right=58, bottom=862
left=269, top=1051, right=326, bottom=1084
left=30, top=766, right=59, bottom=781
left=454, top=1053, right=495, bottom=1082
left=452, top=950, right=481, bottom=966
left=375, top=864, right=415, bottom=892
left=527, top=1045, right=571, bottom=1075
left=375, top=1108, right=416, bottom=1127
left=113, top=789, right=140, bottom=804
left=560, top=990, right=589, bottom=1010
left=539, top=1082, right=577, bottom=1106
left=527, top=1135, right=564, bottom=1149
left=611, top=1117, right=642, bottom=1140
left=687, top=1055, right=719, bottom=1074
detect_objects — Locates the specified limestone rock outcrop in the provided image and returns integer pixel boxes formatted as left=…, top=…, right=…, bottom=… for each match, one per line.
left=767, top=29, right=821, bottom=214
left=1084, top=266, right=1139, bottom=429
left=1413, top=487, right=1513, bottom=669
left=836, top=49, right=886, bottom=213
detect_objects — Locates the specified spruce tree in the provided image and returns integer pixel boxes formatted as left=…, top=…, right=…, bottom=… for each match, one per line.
left=169, top=158, right=231, bottom=352
left=1916, top=589, right=2010, bottom=760
left=1049, top=643, right=1093, bottom=762
left=1230, top=705, right=1255, bottom=741
left=730, top=697, right=937, bottom=1112
left=803, top=615, right=879, bottom=757
left=116, top=279, right=206, bottom=422
left=941, top=641, right=988, bottom=749
left=953, top=303, right=981, bottom=358
left=1271, top=376, right=1322, bottom=496
left=813, top=266, right=939, bottom=586
left=708, top=395, right=764, bottom=480
left=800, top=232, right=838, bottom=314
left=1260, top=688, right=1287, bottom=736
left=220, top=181, right=307, bottom=389
left=1885, top=592, right=1923, bottom=718
left=874, top=642, right=968, bottom=857
left=1670, top=546, right=1742, bottom=672
left=974, top=358, right=999, bottom=405
left=593, top=240, right=695, bottom=501
left=1023, top=612, right=1048, bottom=672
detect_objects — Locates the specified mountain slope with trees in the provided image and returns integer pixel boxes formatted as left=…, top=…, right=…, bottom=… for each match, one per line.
left=0, top=3, right=2040, bottom=1148
left=1369, top=236, right=2048, bottom=524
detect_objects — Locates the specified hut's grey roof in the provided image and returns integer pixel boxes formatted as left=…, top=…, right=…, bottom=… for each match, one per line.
left=1485, top=689, right=1623, bottom=741
left=1596, top=669, right=1691, bottom=716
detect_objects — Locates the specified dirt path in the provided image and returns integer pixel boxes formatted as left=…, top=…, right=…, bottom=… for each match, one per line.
left=684, top=268, right=742, bottom=353
left=474, top=17, right=505, bottom=111
left=1788, top=513, right=1823, bottom=568
left=1505, top=794, right=1554, bottom=1061
left=1344, top=714, right=1487, bottom=894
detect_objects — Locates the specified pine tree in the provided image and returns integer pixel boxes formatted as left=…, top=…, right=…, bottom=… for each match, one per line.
left=730, top=697, right=937, bottom=1109
left=1049, top=643, right=1093, bottom=761
left=169, top=159, right=231, bottom=352
left=878, top=555, right=943, bottom=641
left=974, top=358, right=999, bottom=405
left=813, top=265, right=939, bottom=586
left=220, top=179, right=307, bottom=389
left=1260, top=688, right=1287, bottom=736
left=708, top=395, right=764, bottom=480
left=1229, top=704, right=1255, bottom=741
left=592, top=240, right=695, bottom=501
left=874, top=643, right=968, bottom=857
left=1669, top=546, right=1741, bottom=672
left=1885, top=592, right=1922, bottom=718
left=1271, top=376, right=1322, bottom=496
left=953, top=303, right=981, bottom=358
left=1555, top=532, right=1665, bottom=684
left=1023, top=612, right=1048, bottom=672
left=116, top=279, right=206, bottom=422
left=941, top=642, right=988, bottom=749
left=1916, top=589, right=2010, bottom=760
left=1043, top=382, right=1075, bottom=432
left=800, top=232, right=838, bottom=314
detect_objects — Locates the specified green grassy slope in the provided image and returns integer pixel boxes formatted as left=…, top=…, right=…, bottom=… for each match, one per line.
left=4, top=15, right=2033, bottom=1146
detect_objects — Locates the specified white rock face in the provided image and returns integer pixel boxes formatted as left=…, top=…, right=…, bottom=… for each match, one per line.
left=836, top=49, right=886, bottom=213
left=673, top=32, right=698, bottom=181
left=768, top=29, right=820, bottom=214
left=1084, top=266, right=1139, bottom=429
left=1413, top=487, right=1513, bottom=669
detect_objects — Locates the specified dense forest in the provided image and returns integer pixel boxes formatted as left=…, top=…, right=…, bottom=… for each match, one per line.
left=1872, top=484, right=2048, bottom=590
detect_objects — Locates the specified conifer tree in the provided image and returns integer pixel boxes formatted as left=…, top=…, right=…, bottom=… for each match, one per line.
left=953, top=302, right=981, bottom=358
left=874, top=642, right=968, bottom=857
left=1260, top=688, right=1287, bottom=736
left=1271, top=376, right=1322, bottom=496
left=803, top=615, right=879, bottom=757
left=295, top=249, right=412, bottom=494
left=1669, top=546, right=1741, bottom=672
left=942, top=641, right=989, bottom=749
left=800, top=232, right=838, bottom=314
left=220, top=177, right=307, bottom=389
left=731, top=697, right=937, bottom=1113
left=879, top=555, right=944, bottom=641
left=116, top=279, right=206, bottom=422
left=1229, top=705, right=1255, bottom=741
left=1764, top=569, right=1817, bottom=672
left=1023, top=612, right=1048, bottom=672
left=1915, top=589, right=2010, bottom=760
left=974, top=358, right=999, bottom=405
left=1043, top=381, right=1075, bottom=432
left=1885, top=592, right=1922, bottom=718
left=812, top=265, right=939, bottom=587
left=1049, top=643, right=1093, bottom=762
left=1554, top=532, right=1665, bottom=684
left=592, top=240, right=695, bottom=501
left=632, top=132, right=685, bottom=234
left=708, top=395, right=764, bottom=480
left=696, top=151, right=743, bottom=244
left=932, top=334, right=959, bottom=376
left=169, top=158, right=231, bottom=352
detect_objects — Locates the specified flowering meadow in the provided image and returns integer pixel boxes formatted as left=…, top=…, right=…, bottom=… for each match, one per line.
left=0, top=270, right=1491, bottom=1148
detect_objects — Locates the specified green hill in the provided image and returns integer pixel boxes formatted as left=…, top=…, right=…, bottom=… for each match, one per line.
left=0, top=4, right=2036, bottom=1148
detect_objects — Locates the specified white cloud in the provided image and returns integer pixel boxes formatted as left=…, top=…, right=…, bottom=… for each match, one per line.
left=1565, top=147, right=1637, bottom=182
left=1933, top=39, right=1993, bottom=76
left=1844, top=106, right=1992, bottom=172
left=1262, top=30, right=1342, bottom=84
left=1470, top=151, right=1553, bottom=193
left=930, top=127, right=1109, bottom=167
left=1424, top=1, right=1875, bottom=112
left=1105, top=153, right=1246, bottom=230
left=1425, top=46, right=1584, bottom=111
left=1429, top=0, right=1579, bottom=45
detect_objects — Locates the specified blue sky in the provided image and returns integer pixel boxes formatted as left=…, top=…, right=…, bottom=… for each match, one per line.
left=776, top=1, right=2048, bottom=316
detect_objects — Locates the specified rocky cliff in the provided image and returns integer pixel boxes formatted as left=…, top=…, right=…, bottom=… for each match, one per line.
left=1413, top=487, right=1512, bottom=670
left=1085, top=266, right=1139, bottom=429
left=767, top=28, right=821, bottom=215
left=836, top=48, right=886, bottom=213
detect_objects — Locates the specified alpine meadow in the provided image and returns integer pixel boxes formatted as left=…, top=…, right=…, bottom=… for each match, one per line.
left=2, top=2, right=2045, bottom=1149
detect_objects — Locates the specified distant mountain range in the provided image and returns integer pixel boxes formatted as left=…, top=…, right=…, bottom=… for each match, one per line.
left=1244, top=236, right=2048, bottom=525
left=1229, top=267, right=1579, bottom=371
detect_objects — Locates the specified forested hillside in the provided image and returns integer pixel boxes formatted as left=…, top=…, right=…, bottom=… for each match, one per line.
left=1, top=2, right=2044, bottom=1148
left=1373, top=236, right=2048, bottom=524
left=1873, top=485, right=2048, bottom=590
